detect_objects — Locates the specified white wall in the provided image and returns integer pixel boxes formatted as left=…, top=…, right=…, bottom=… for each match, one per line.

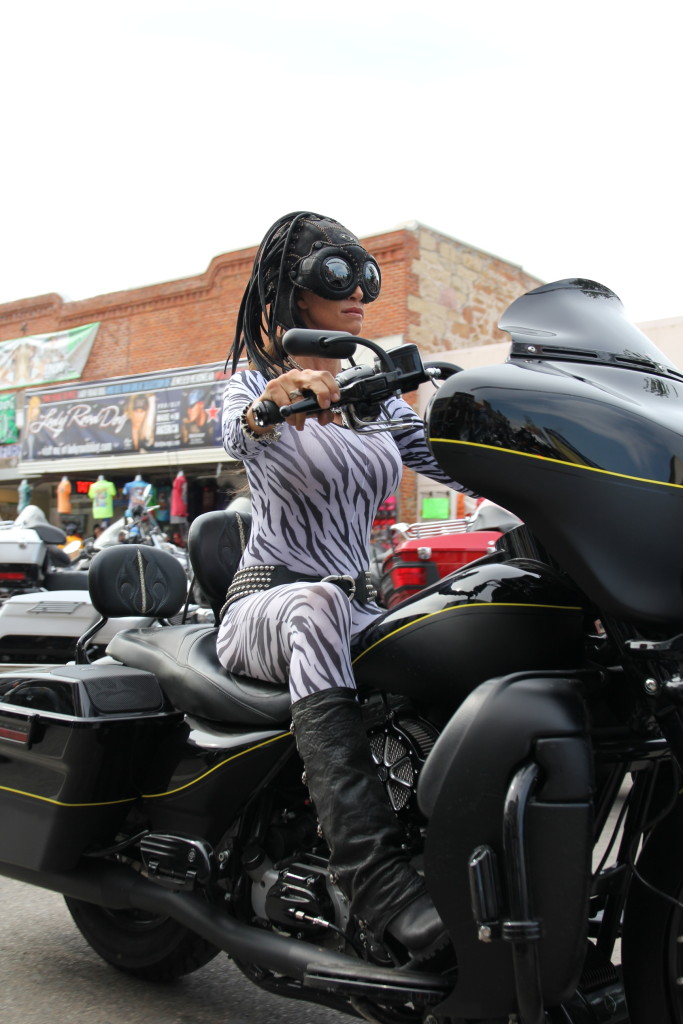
left=639, top=317, right=683, bottom=368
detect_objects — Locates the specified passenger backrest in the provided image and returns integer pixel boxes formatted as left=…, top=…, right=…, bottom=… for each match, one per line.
left=88, top=544, right=188, bottom=619
left=187, top=500, right=252, bottom=622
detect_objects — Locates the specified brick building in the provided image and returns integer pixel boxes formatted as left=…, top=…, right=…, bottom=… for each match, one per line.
left=0, top=222, right=542, bottom=527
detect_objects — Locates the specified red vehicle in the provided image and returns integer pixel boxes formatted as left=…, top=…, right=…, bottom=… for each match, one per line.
left=378, top=501, right=521, bottom=608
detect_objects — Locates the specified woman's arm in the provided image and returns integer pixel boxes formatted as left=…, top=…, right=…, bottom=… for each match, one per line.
left=222, top=371, right=278, bottom=461
left=385, top=394, right=473, bottom=493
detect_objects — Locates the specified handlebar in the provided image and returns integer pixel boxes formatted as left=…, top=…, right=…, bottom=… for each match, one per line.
left=251, top=339, right=455, bottom=430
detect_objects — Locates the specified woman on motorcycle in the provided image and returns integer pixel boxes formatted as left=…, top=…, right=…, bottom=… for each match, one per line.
left=217, top=211, right=467, bottom=960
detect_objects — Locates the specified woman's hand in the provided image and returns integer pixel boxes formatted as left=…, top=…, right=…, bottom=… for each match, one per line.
left=249, top=368, right=340, bottom=433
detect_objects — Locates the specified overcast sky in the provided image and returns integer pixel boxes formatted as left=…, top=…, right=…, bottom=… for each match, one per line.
left=2, top=1, right=680, bottom=327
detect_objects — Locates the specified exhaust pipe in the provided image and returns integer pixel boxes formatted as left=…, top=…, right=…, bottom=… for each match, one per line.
left=0, top=858, right=450, bottom=1003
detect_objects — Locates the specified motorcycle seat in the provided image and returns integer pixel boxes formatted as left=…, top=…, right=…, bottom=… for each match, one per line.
left=107, top=623, right=291, bottom=727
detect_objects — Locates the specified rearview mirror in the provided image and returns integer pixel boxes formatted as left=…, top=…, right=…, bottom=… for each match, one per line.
left=282, top=328, right=357, bottom=360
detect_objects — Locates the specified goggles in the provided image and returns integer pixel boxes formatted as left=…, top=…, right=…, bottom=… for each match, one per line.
left=290, top=244, right=381, bottom=303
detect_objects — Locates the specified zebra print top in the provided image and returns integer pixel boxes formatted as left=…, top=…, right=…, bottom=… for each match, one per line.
left=222, top=369, right=465, bottom=597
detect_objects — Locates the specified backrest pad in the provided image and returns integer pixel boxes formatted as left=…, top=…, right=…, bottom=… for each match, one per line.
left=187, top=502, right=252, bottom=617
left=88, top=545, right=188, bottom=619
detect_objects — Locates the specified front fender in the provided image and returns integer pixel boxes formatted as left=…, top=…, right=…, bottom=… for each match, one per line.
left=419, top=671, right=593, bottom=1018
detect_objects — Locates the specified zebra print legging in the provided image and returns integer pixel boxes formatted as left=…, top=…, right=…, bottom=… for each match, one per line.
left=216, top=582, right=363, bottom=703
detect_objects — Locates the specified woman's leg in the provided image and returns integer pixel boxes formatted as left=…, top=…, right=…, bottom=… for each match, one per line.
left=216, top=581, right=355, bottom=700
left=216, top=581, right=446, bottom=957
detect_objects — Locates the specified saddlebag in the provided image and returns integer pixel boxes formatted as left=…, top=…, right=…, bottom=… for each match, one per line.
left=0, top=663, right=178, bottom=872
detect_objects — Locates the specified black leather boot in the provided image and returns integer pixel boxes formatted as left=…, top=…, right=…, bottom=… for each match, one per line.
left=290, top=687, right=448, bottom=958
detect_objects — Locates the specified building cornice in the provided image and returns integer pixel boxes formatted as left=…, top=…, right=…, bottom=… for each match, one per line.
left=0, top=229, right=412, bottom=333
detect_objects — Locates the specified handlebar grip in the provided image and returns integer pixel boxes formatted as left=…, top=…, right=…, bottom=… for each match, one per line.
left=280, top=396, right=324, bottom=419
left=251, top=399, right=284, bottom=427
left=252, top=394, right=326, bottom=426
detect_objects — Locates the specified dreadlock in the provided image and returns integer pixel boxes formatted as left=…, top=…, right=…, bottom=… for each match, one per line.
left=228, top=211, right=320, bottom=379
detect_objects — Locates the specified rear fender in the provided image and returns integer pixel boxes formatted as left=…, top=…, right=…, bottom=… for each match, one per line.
left=418, top=671, right=593, bottom=1018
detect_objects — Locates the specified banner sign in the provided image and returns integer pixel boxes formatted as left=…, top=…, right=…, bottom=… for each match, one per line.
left=0, top=323, right=99, bottom=392
left=22, top=362, right=229, bottom=461
left=0, top=393, right=18, bottom=445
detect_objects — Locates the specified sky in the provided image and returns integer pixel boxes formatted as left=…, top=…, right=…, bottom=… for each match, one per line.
left=2, top=0, right=681, bottom=326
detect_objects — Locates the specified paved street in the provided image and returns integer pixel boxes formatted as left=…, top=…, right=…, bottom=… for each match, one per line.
left=0, top=876, right=349, bottom=1024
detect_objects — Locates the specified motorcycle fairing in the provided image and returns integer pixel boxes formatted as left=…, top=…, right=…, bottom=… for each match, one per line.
left=353, top=557, right=585, bottom=711
left=418, top=670, right=592, bottom=1018
left=428, top=279, right=683, bottom=626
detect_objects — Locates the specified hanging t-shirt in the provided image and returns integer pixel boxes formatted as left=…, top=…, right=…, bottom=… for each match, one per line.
left=17, top=480, right=32, bottom=512
left=171, top=474, right=188, bottom=518
left=123, top=478, right=151, bottom=511
left=88, top=479, right=117, bottom=519
left=57, top=478, right=72, bottom=514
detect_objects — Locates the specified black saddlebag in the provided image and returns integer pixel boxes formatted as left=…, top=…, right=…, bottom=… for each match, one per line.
left=0, top=663, right=178, bottom=872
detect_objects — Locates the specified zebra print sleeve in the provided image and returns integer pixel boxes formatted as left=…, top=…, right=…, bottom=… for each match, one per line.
left=222, top=371, right=274, bottom=462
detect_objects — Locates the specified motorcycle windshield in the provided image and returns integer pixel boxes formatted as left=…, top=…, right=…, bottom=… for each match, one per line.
left=427, top=279, right=683, bottom=626
left=501, top=278, right=682, bottom=378
left=14, top=505, right=49, bottom=529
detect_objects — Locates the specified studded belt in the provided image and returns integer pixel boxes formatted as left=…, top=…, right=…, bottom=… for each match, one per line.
left=220, top=564, right=377, bottom=619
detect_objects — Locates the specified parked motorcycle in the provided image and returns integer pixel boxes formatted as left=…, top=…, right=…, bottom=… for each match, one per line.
left=378, top=500, right=521, bottom=608
left=0, top=282, right=680, bottom=1023
left=0, top=505, right=158, bottom=662
left=72, top=491, right=210, bottom=616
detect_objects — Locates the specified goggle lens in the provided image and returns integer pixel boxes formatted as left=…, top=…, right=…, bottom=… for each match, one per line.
left=363, top=260, right=381, bottom=298
left=322, top=257, right=354, bottom=291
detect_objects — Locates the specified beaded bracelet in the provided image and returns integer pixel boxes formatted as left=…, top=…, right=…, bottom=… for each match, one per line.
left=240, top=403, right=281, bottom=444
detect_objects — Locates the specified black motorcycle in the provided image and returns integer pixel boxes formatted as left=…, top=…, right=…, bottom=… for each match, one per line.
left=0, top=280, right=680, bottom=1023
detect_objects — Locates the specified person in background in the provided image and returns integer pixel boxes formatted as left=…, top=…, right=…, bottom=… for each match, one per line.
left=216, top=211, right=469, bottom=961
left=170, top=469, right=188, bottom=530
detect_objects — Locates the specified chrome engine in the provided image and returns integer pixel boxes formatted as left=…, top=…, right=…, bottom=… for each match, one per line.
left=365, top=705, right=440, bottom=814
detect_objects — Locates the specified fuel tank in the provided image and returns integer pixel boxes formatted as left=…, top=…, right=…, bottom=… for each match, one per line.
left=353, top=550, right=585, bottom=712
left=427, top=279, right=683, bottom=626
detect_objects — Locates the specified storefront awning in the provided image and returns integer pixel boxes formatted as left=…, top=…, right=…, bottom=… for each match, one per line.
left=0, top=445, right=236, bottom=482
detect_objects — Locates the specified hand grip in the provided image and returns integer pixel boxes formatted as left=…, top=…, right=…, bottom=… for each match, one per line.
left=251, top=399, right=283, bottom=427
left=252, top=394, right=324, bottom=426
left=280, top=395, right=324, bottom=419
